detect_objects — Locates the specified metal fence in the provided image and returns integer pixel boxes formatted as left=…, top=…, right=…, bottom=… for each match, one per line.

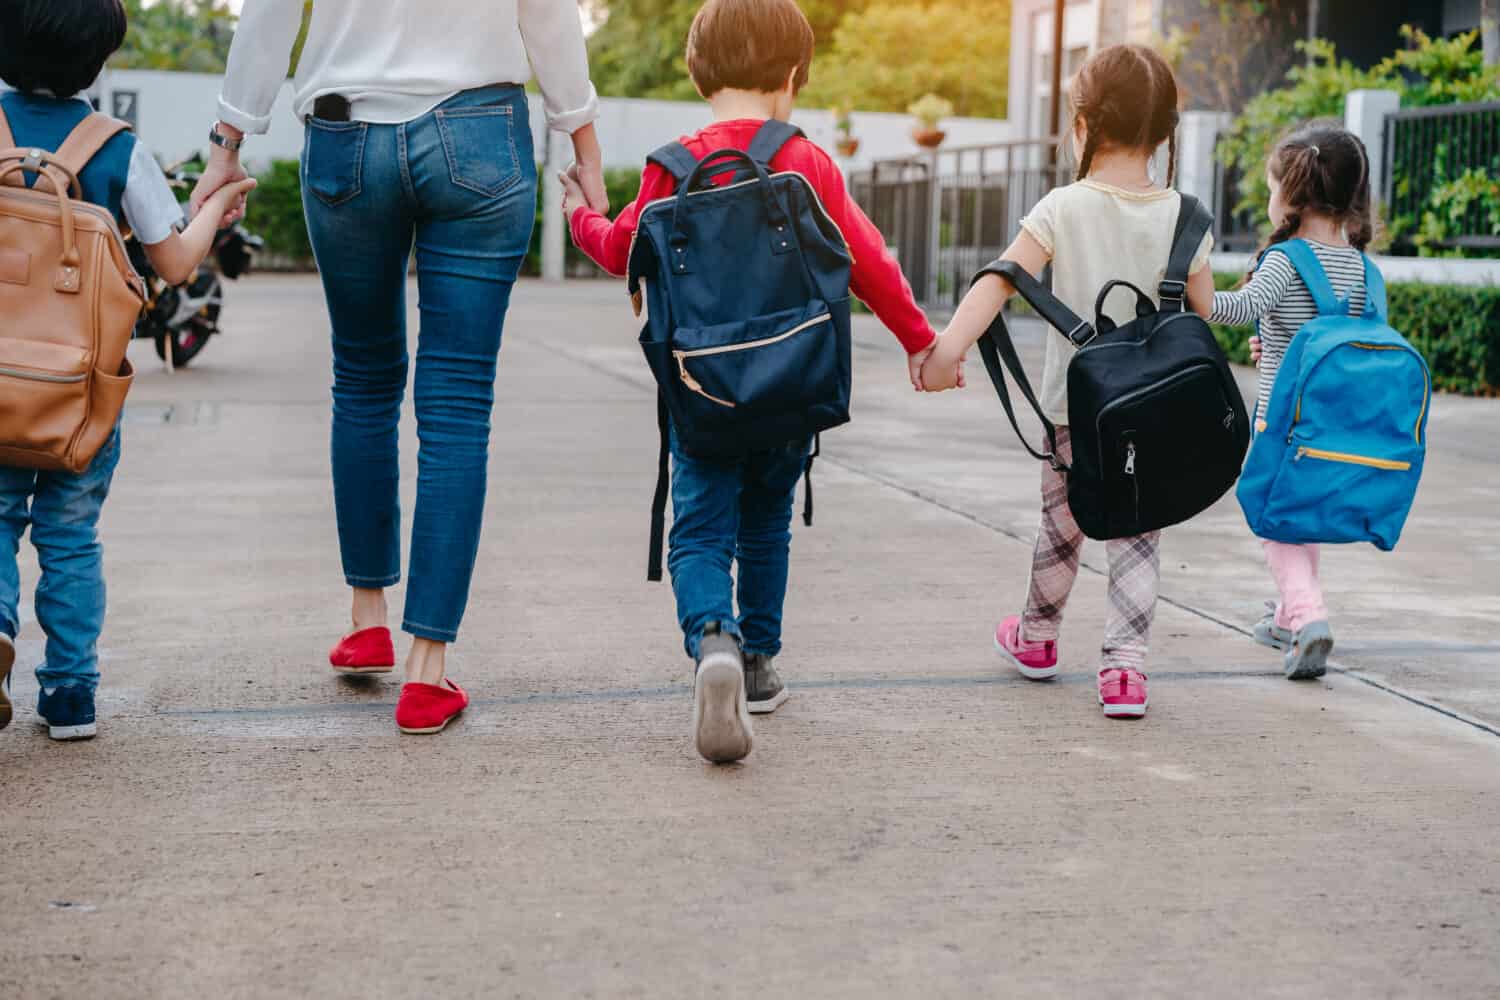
left=850, top=138, right=1068, bottom=312
left=1384, top=101, right=1500, bottom=252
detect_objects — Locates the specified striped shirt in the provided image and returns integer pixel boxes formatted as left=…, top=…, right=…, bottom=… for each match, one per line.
left=1211, top=240, right=1367, bottom=421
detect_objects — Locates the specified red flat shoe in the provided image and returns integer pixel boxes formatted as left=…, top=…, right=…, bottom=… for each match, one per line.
left=396, top=679, right=468, bottom=734
left=329, top=626, right=396, bottom=675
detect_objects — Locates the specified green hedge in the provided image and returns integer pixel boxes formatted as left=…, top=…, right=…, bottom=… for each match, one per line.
left=1212, top=271, right=1500, bottom=396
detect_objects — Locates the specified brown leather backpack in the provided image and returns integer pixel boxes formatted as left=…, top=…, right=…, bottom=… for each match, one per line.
left=0, top=108, right=146, bottom=474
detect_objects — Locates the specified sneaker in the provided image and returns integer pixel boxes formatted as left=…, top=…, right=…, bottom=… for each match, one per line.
left=0, top=632, right=14, bottom=731
left=1252, top=602, right=1292, bottom=651
left=1098, top=667, right=1148, bottom=719
left=395, top=678, right=469, bottom=734
left=994, top=615, right=1058, bottom=680
left=744, top=653, right=789, bottom=714
left=1284, top=621, right=1334, bottom=680
left=329, top=626, right=396, bottom=675
left=692, top=623, right=753, bottom=763
left=37, top=685, right=97, bottom=741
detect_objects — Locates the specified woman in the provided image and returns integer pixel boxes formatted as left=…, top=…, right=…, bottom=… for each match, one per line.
left=192, top=1, right=607, bottom=734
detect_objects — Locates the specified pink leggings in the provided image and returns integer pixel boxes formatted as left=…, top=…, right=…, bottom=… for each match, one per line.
left=1261, top=540, right=1328, bottom=632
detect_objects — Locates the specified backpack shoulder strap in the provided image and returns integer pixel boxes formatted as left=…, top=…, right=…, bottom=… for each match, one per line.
left=1160, top=193, right=1213, bottom=312
left=1267, top=239, right=1343, bottom=317
left=646, top=141, right=699, bottom=186
left=746, top=120, right=804, bottom=167
left=52, top=113, right=131, bottom=177
left=1360, top=254, right=1388, bottom=323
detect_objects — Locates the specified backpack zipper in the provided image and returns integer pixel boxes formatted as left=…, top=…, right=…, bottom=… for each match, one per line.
left=1093, top=362, right=1221, bottom=476
left=672, top=312, right=832, bottom=408
left=0, top=365, right=86, bottom=384
left=1294, top=446, right=1410, bottom=471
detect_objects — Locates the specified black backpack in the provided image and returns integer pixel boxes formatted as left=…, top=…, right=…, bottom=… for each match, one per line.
left=974, top=194, right=1250, bottom=540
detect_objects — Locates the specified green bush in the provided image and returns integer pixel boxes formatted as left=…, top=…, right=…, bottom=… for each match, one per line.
left=1211, top=271, right=1500, bottom=395
left=245, top=159, right=313, bottom=263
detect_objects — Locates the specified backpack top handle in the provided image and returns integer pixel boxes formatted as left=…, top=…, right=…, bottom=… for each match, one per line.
left=0, top=158, right=87, bottom=293
left=666, top=148, right=822, bottom=301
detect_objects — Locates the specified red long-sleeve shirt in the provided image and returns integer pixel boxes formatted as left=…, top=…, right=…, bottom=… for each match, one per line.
left=569, top=119, right=935, bottom=355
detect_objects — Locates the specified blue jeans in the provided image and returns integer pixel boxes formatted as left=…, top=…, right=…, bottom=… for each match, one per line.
left=667, top=430, right=811, bottom=661
left=0, top=426, right=122, bottom=693
left=301, top=86, right=537, bottom=642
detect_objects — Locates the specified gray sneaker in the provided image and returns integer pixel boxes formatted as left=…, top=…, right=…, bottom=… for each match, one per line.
left=692, top=623, right=753, bottom=763
left=1253, top=601, right=1292, bottom=651
left=0, top=632, right=14, bottom=731
left=744, top=653, right=789, bottom=714
left=1284, top=620, right=1334, bottom=680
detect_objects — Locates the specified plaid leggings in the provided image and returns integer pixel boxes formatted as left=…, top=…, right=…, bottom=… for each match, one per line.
left=1019, top=427, right=1161, bottom=670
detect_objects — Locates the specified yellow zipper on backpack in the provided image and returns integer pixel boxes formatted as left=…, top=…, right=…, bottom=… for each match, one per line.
left=672, top=312, right=831, bottom=408
left=1295, top=447, right=1410, bottom=471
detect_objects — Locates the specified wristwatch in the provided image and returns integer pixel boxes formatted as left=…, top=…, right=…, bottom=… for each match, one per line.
left=208, top=125, right=243, bottom=153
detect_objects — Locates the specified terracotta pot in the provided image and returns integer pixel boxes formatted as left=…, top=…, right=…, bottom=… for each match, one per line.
left=912, top=127, right=946, bottom=149
left=836, top=137, right=861, bottom=157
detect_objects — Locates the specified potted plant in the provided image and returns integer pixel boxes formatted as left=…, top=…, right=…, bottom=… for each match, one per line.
left=908, top=94, right=953, bottom=149
left=834, top=105, right=860, bottom=158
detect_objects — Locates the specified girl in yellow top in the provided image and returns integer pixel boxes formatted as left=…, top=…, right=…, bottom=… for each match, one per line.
left=922, top=45, right=1214, bottom=718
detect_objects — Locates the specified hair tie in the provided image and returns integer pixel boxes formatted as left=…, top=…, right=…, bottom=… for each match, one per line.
left=1309, top=145, right=1320, bottom=157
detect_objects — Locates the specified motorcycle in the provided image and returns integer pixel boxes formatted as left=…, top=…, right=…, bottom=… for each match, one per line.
left=126, top=158, right=264, bottom=368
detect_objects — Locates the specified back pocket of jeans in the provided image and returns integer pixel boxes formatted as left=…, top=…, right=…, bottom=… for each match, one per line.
left=303, top=119, right=367, bottom=207
left=435, top=106, right=521, bottom=197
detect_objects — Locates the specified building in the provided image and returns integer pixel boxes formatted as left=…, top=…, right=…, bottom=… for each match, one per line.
left=1008, top=0, right=1485, bottom=137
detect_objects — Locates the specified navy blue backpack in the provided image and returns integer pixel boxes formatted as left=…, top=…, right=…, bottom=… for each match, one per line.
left=627, top=121, right=854, bottom=579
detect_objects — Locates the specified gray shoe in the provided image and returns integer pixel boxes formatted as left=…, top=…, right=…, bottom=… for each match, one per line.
left=692, top=623, right=753, bottom=763
left=0, top=632, right=14, bottom=731
left=1284, top=620, right=1334, bottom=680
left=744, top=653, right=789, bottom=715
left=1253, top=601, right=1292, bottom=651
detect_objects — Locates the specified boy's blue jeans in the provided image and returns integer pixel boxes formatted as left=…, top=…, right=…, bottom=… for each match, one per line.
left=300, top=85, right=536, bottom=643
left=667, top=429, right=811, bottom=661
left=0, top=426, right=121, bottom=694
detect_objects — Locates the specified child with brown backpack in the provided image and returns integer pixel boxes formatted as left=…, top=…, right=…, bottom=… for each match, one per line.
left=0, top=0, right=255, bottom=740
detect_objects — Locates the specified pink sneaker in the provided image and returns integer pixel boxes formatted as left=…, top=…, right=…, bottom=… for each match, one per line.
left=1098, top=667, right=1148, bottom=718
left=994, top=615, right=1058, bottom=680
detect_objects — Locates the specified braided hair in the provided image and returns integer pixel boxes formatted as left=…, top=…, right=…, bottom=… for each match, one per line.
left=1070, top=44, right=1181, bottom=187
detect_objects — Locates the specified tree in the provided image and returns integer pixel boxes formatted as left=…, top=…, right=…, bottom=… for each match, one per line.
left=1165, top=0, right=1307, bottom=111
left=111, top=0, right=236, bottom=73
left=799, top=1, right=1006, bottom=117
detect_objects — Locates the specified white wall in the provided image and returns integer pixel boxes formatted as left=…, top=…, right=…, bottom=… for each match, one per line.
left=98, top=69, right=1012, bottom=171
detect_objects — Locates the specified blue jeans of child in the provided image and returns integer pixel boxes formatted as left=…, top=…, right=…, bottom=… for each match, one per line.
left=301, top=85, right=537, bottom=642
left=0, top=426, right=122, bottom=693
left=667, top=430, right=812, bottom=661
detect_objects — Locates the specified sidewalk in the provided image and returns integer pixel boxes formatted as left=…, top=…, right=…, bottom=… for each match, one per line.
left=1, top=276, right=1497, bottom=999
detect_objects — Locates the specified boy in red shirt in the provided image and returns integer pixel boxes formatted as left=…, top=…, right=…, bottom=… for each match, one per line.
left=561, top=0, right=947, bottom=763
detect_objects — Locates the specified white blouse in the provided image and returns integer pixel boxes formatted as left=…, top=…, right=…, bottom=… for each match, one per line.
left=218, top=0, right=599, bottom=135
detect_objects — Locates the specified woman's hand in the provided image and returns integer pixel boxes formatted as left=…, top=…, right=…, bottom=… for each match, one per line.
left=559, top=166, right=589, bottom=222
left=570, top=123, right=609, bottom=214
left=190, top=130, right=250, bottom=228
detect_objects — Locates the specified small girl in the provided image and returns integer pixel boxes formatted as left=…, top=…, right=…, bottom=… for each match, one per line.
left=1204, top=122, right=1377, bottom=679
left=922, top=44, right=1215, bottom=718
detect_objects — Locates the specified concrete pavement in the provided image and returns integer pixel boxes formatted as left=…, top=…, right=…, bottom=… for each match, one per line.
left=2, top=276, right=1498, bottom=998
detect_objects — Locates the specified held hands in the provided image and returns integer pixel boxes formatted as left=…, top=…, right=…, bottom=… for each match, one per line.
left=1249, top=335, right=1263, bottom=365
left=558, top=164, right=591, bottom=223
left=190, top=145, right=251, bottom=229
left=917, top=334, right=968, bottom=392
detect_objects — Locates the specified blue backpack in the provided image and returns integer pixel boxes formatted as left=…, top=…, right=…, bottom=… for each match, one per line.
left=627, top=121, right=854, bottom=579
left=1236, top=240, right=1430, bottom=550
